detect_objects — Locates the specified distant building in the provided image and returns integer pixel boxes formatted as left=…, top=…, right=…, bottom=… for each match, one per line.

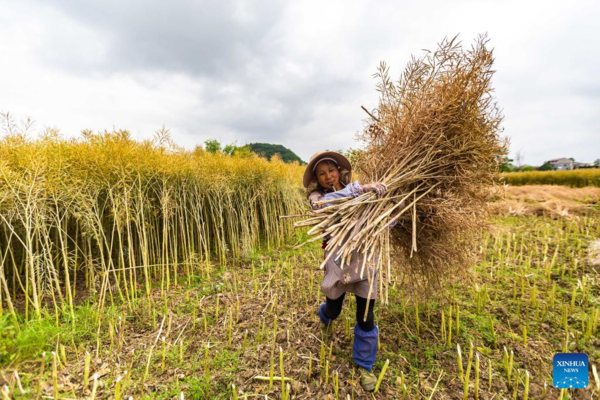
left=573, top=161, right=593, bottom=169
left=547, top=157, right=573, bottom=170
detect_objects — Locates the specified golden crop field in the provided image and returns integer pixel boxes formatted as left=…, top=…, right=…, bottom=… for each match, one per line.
left=0, top=131, right=304, bottom=323
left=0, top=135, right=599, bottom=399
left=501, top=170, right=600, bottom=188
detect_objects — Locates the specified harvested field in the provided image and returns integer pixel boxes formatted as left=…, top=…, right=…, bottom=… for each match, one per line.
left=589, top=240, right=600, bottom=267
left=1, top=203, right=599, bottom=399
left=488, top=184, right=600, bottom=217
left=2, top=3, right=598, bottom=398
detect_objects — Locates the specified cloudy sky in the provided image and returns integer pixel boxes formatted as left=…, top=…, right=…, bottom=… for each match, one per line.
left=1, top=0, right=598, bottom=165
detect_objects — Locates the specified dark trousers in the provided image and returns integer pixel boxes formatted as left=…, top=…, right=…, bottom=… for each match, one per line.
left=323, top=293, right=375, bottom=332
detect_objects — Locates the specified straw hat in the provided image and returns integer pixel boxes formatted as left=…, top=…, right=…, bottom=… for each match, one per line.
left=303, top=151, right=352, bottom=188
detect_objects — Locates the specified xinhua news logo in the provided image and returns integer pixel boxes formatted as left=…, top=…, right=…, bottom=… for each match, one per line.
left=553, top=353, right=588, bottom=389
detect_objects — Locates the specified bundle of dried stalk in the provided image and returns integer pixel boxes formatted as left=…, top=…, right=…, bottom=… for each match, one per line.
left=288, top=35, right=506, bottom=304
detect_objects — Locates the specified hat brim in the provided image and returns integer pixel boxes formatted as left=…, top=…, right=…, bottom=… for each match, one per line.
left=303, top=151, right=352, bottom=188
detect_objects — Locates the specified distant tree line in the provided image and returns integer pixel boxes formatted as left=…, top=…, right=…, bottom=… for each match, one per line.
left=248, top=143, right=304, bottom=164
left=198, top=140, right=305, bottom=164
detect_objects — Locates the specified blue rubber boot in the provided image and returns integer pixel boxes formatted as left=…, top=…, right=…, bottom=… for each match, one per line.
left=353, top=324, right=378, bottom=391
left=318, top=303, right=334, bottom=342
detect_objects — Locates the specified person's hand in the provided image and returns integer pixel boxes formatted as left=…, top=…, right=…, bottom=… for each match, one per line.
left=362, top=182, right=387, bottom=197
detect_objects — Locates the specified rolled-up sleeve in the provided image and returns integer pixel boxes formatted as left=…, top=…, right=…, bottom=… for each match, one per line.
left=323, top=181, right=364, bottom=202
left=308, top=181, right=364, bottom=210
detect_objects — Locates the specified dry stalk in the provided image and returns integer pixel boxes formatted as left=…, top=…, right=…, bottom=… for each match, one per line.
left=286, top=34, right=506, bottom=303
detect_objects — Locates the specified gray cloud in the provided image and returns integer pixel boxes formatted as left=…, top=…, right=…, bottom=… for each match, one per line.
left=38, top=0, right=285, bottom=77
left=32, top=0, right=373, bottom=156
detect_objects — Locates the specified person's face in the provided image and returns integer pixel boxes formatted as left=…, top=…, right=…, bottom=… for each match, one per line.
left=314, top=160, right=340, bottom=190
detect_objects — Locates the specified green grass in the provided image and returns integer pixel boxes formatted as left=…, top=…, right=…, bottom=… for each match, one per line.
left=0, top=304, right=102, bottom=366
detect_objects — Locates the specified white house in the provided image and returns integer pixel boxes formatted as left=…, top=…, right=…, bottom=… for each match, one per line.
left=547, top=157, right=573, bottom=170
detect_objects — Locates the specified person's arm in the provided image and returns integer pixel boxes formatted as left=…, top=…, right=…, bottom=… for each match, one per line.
left=308, top=184, right=361, bottom=211
left=320, top=181, right=388, bottom=206
left=310, top=182, right=388, bottom=210
left=321, top=181, right=364, bottom=203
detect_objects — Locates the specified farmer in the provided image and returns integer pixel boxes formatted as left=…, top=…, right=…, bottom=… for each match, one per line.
left=303, top=151, right=387, bottom=392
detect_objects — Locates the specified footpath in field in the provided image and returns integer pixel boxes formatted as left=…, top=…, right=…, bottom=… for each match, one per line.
left=2, top=212, right=600, bottom=399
